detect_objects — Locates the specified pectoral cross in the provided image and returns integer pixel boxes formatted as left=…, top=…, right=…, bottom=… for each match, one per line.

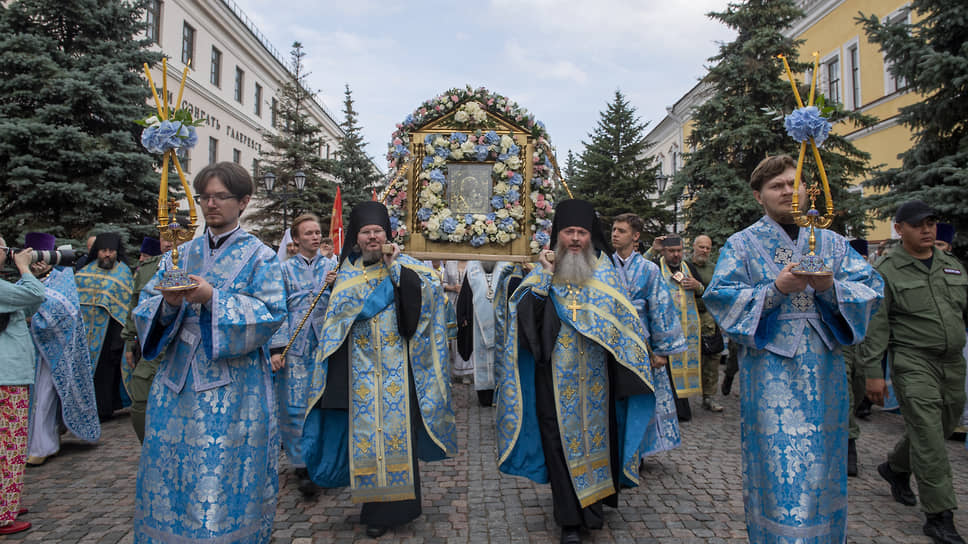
left=565, top=284, right=581, bottom=321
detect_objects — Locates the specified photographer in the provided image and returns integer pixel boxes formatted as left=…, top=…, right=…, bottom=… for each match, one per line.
left=0, top=238, right=45, bottom=535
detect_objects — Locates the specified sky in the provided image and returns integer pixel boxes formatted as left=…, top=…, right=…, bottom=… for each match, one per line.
left=231, top=0, right=737, bottom=174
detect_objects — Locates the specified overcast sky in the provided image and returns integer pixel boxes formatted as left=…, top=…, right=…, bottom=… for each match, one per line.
left=231, top=0, right=737, bottom=173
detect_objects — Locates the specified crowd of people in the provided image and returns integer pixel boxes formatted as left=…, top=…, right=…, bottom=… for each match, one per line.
left=0, top=155, right=965, bottom=544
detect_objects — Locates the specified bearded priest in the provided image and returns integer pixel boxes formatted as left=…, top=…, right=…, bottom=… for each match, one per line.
left=495, top=199, right=659, bottom=544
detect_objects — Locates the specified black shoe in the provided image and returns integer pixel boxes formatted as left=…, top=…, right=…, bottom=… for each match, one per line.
left=366, top=525, right=388, bottom=538
left=675, top=398, right=692, bottom=422
left=924, top=510, right=966, bottom=544
left=721, top=373, right=734, bottom=396
left=560, top=527, right=581, bottom=544
left=878, top=462, right=916, bottom=506
left=855, top=397, right=873, bottom=419
left=847, top=439, right=858, bottom=477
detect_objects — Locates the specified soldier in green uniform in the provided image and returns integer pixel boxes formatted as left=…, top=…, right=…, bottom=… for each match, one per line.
left=688, top=234, right=724, bottom=412
left=861, top=200, right=968, bottom=544
left=120, top=236, right=172, bottom=443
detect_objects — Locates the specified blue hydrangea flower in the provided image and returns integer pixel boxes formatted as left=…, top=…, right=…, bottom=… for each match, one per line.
left=429, top=169, right=446, bottom=184
left=508, top=144, right=520, bottom=156
left=141, top=120, right=181, bottom=153
left=404, top=114, right=415, bottom=125
left=784, top=106, right=832, bottom=145
left=417, top=207, right=433, bottom=221
left=507, top=188, right=520, bottom=202
left=464, top=214, right=474, bottom=224
left=442, top=217, right=457, bottom=234
left=436, top=145, right=449, bottom=158
left=389, top=216, right=399, bottom=230
left=424, top=134, right=435, bottom=145
left=485, top=131, right=500, bottom=145
left=474, top=145, right=489, bottom=161
left=176, top=123, right=198, bottom=148
left=508, top=173, right=523, bottom=186
left=535, top=231, right=550, bottom=246
left=491, top=195, right=506, bottom=209
left=486, top=212, right=496, bottom=221
left=470, top=234, right=488, bottom=247
left=536, top=120, right=546, bottom=131
left=422, top=156, right=435, bottom=169
left=394, top=144, right=407, bottom=157
left=499, top=217, right=515, bottom=230
left=450, top=132, right=468, bottom=144
left=497, top=152, right=509, bottom=162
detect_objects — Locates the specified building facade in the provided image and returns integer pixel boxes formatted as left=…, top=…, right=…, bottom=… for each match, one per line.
left=143, top=0, right=344, bottom=232
left=645, top=0, right=917, bottom=241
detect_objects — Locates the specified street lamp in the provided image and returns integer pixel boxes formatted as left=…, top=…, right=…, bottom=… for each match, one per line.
left=655, top=174, right=681, bottom=233
left=262, top=170, right=306, bottom=232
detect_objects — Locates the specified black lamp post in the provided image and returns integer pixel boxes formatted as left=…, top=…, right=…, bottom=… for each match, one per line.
left=262, top=170, right=306, bottom=232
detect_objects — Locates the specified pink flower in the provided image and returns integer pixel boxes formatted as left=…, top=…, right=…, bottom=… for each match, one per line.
left=398, top=191, right=407, bottom=199
left=396, top=123, right=403, bottom=129
left=393, top=138, right=402, bottom=146
left=451, top=95, right=459, bottom=102
left=435, top=105, right=443, bottom=111
left=478, top=136, right=486, bottom=144
left=487, top=99, right=494, bottom=105
left=506, top=171, right=513, bottom=178
left=536, top=193, right=544, bottom=201
left=390, top=159, right=397, bottom=168
left=420, top=108, right=427, bottom=115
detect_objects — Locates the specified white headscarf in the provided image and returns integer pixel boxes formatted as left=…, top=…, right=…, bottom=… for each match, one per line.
left=276, top=228, right=293, bottom=261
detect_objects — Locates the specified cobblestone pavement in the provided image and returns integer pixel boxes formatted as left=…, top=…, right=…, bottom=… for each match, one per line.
left=7, top=377, right=968, bottom=543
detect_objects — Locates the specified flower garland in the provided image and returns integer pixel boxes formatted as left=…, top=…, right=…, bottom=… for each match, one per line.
left=385, top=86, right=557, bottom=253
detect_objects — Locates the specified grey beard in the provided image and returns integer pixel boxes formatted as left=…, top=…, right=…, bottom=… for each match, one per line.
left=553, top=245, right=596, bottom=285
left=361, top=248, right=381, bottom=264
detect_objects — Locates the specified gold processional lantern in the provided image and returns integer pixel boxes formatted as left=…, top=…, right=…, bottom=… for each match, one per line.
left=380, top=88, right=572, bottom=263
left=138, top=59, right=203, bottom=291
left=778, top=52, right=836, bottom=277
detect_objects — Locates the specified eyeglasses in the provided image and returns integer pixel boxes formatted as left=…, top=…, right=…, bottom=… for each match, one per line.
left=358, top=228, right=385, bottom=237
left=193, top=193, right=239, bottom=204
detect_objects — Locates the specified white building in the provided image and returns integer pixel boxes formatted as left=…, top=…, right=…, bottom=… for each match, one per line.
left=144, top=0, right=343, bottom=193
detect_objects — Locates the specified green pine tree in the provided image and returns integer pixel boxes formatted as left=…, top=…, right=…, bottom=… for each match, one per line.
left=675, top=0, right=874, bottom=246
left=858, top=1, right=968, bottom=257
left=332, top=85, right=381, bottom=215
left=572, top=90, right=670, bottom=240
left=0, top=0, right=163, bottom=254
left=251, top=42, right=335, bottom=243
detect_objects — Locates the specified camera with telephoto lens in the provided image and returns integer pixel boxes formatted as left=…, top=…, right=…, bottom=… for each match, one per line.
left=2, top=247, right=77, bottom=267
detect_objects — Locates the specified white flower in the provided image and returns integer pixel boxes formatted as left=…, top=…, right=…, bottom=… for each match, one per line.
left=428, top=231, right=440, bottom=240
left=506, top=156, right=521, bottom=170
left=145, top=115, right=159, bottom=126
left=494, top=182, right=509, bottom=195
left=429, top=181, right=443, bottom=193
left=448, top=233, right=462, bottom=242
left=473, top=214, right=486, bottom=221
left=497, top=232, right=510, bottom=244
left=454, top=111, right=469, bottom=123
left=473, top=224, right=484, bottom=234
left=439, top=208, right=452, bottom=217
left=493, top=162, right=506, bottom=174
left=509, top=205, right=525, bottom=219
left=500, top=134, right=514, bottom=152
left=427, top=218, right=440, bottom=232
left=473, top=110, right=487, bottom=122
left=496, top=209, right=509, bottom=219
left=419, top=171, right=430, bottom=180
left=453, top=224, right=465, bottom=237
left=460, top=140, right=476, bottom=154
left=434, top=136, right=448, bottom=148
left=451, top=149, right=464, bottom=160
left=530, top=240, right=540, bottom=251
left=486, top=224, right=498, bottom=235
left=433, top=155, right=445, bottom=167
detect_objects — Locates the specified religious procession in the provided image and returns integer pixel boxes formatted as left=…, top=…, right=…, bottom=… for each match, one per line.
left=2, top=0, right=968, bottom=543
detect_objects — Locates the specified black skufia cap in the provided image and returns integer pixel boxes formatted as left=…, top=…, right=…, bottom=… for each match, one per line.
left=549, top=199, right=611, bottom=255
left=342, top=201, right=392, bottom=263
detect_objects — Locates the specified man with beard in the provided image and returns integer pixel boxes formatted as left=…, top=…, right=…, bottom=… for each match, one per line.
left=609, top=213, right=686, bottom=460
left=689, top=234, right=724, bottom=413
left=120, top=236, right=173, bottom=443
left=657, top=235, right=703, bottom=421
left=132, top=162, right=287, bottom=543
left=270, top=213, right=336, bottom=498
left=302, top=202, right=456, bottom=538
left=496, top=199, right=659, bottom=544
left=456, top=259, right=521, bottom=406
left=25, top=232, right=100, bottom=467
left=703, top=154, right=882, bottom=543
left=76, top=232, right=133, bottom=421
left=861, top=201, right=968, bottom=543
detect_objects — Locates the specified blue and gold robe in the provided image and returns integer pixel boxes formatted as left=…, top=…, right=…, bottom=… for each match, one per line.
left=76, top=261, right=133, bottom=367
left=659, top=257, right=702, bottom=397
left=302, top=254, right=456, bottom=506
left=29, top=267, right=100, bottom=442
left=703, top=216, right=882, bottom=544
left=133, top=230, right=287, bottom=544
left=277, top=254, right=334, bottom=468
left=496, top=253, right=655, bottom=508
left=612, top=252, right=686, bottom=457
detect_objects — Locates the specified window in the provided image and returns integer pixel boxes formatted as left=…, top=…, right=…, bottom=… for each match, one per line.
left=884, top=8, right=909, bottom=94
left=232, top=149, right=241, bottom=164
left=825, top=55, right=841, bottom=104
left=181, top=22, right=195, bottom=67
left=208, top=137, right=218, bottom=165
left=271, top=97, right=278, bottom=128
left=848, top=44, right=861, bottom=109
left=234, top=67, right=244, bottom=103
left=180, top=148, right=191, bottom=173
left=254, top=83, right=262, bottom=116
left=146, top=0, right=162, bottom=44
left=210, top=47, right=221, bottom=87
left=252, top=159, right=260, bottom=178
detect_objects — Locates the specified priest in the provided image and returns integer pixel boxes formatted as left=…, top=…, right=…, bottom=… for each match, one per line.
left=496, top=199, right=658, bottom=544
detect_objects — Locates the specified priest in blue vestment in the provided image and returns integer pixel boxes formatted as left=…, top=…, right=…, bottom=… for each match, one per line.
left=703, top=155, right=883, bottom=544
left=76, top=232, right=133, bottom=420
left=133, top=162, right=287, bottom=544
left=269, top=213, right=336, bottom=498
left=608, top=213, right=686, bottom=459
left=302, top=202, right=456, bottom=539
left=26, top=232, right=100, bottom=465
left=497, top=199, right=659, bottom=544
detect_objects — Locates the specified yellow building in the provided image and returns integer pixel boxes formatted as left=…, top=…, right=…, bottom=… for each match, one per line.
left=646, top=0, right=919, bottom=242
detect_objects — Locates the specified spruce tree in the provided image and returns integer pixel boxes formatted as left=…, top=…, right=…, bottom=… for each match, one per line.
left=572, top=90, right=670, bottom=240
left=675, top=0, right=874, bottom=246
left=332, top=85, right=380, bottom=215
left=858, top=1, right=968, bottom=257
left=251, top=42, right=335, bottom=243
left=0, top=0, right=162, bottom=252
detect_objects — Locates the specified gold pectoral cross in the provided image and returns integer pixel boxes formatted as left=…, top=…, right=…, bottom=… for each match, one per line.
left=565, top=284, right=581, bottom=321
